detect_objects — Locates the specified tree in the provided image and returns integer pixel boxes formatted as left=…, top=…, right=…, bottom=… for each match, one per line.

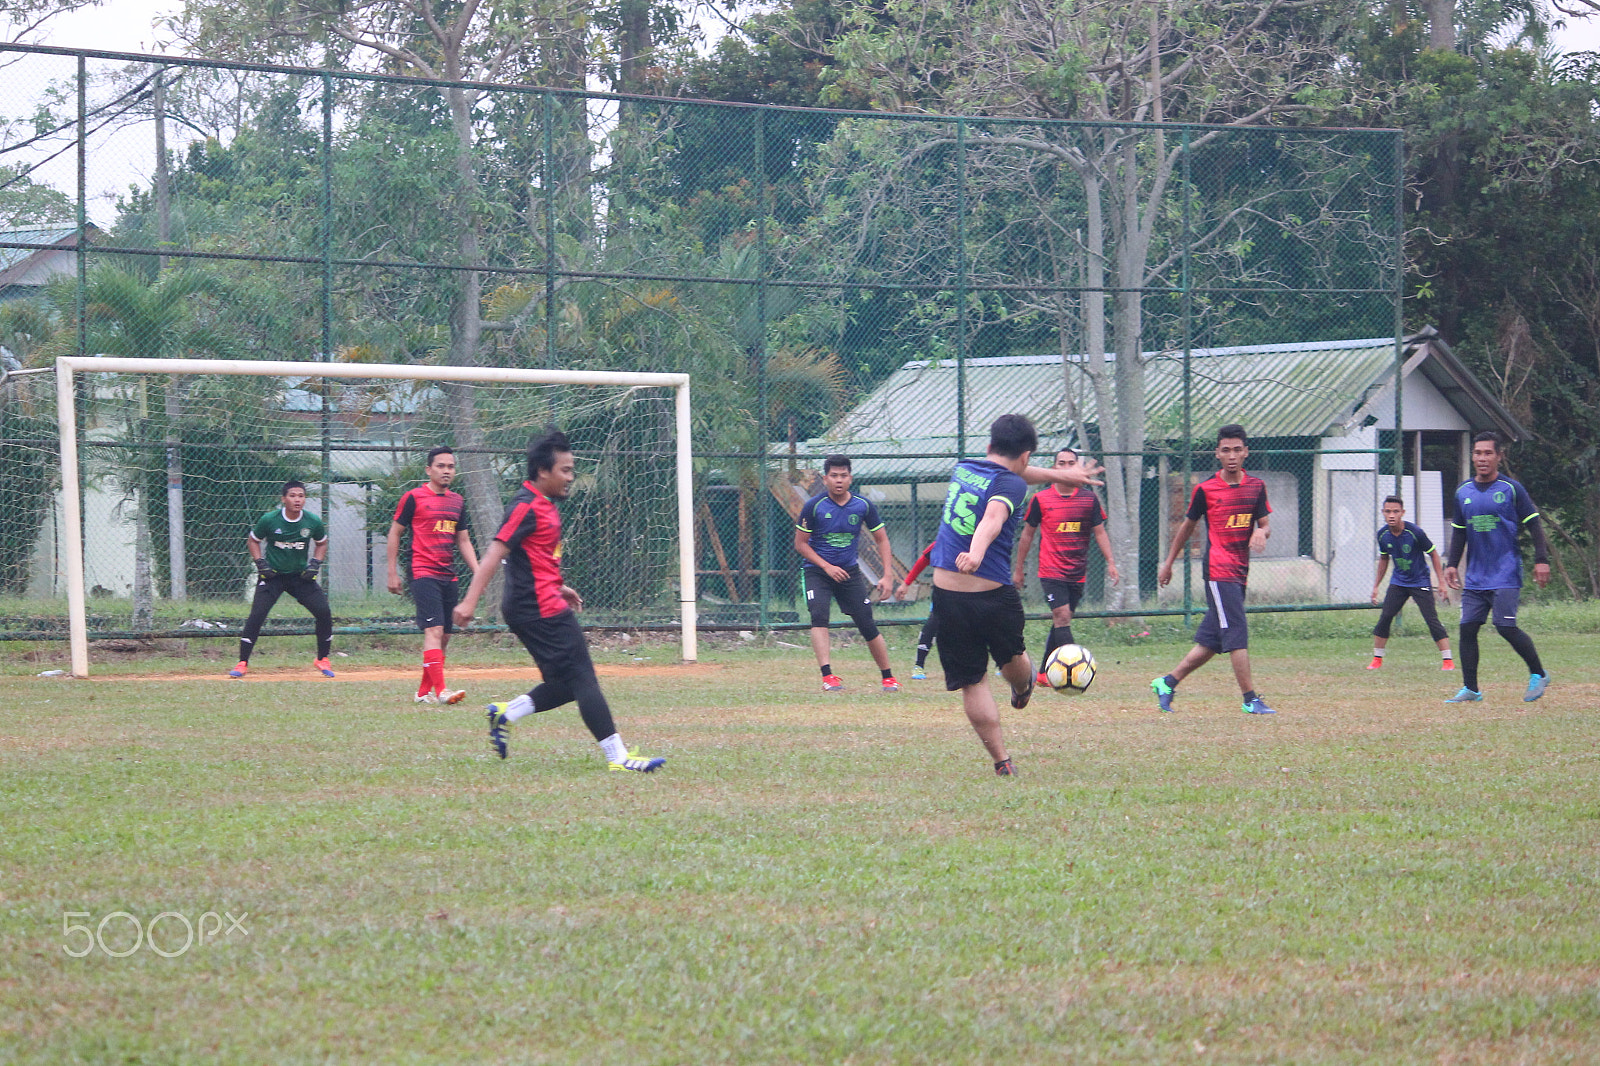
left=36, top=265, right=239, bottom=623
left=173, top=0, right=597, bottom=582
left=777, top=0, right=1374, bottom=606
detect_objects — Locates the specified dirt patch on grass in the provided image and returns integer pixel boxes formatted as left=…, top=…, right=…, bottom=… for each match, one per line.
left=100, top=663, right=723, bottom=682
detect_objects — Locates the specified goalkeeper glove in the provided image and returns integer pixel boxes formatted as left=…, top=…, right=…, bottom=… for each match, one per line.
left=304, top=558, right=323, bottom=580
left=254, top=559, right=277, bottom=580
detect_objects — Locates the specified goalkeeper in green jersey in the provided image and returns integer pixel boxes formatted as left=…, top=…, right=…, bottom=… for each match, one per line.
left=228, top=480, right=335, bottom=678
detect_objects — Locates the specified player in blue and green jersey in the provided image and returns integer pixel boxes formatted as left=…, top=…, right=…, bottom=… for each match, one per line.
left=1368, top=495, right=1452, bottom=671
left=1442, top=431, right=1551, bottom=703
left=794, top=454, right=900, bottom=692
left=229, top=480, right=334, bottom=679
left=931, top=415, right=1102, bottom=776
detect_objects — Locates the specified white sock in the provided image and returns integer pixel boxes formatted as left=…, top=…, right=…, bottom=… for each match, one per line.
left=598, top=733, right=628, bottom=762
left=503, top=694, right=535, bottom=722
left=1372, top=648, right=1385, bottom=658
left=1442, top=649, right=1453, bottom=660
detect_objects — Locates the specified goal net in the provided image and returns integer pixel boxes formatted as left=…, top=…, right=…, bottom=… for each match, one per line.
left=45, top=357, right=695, bottom=676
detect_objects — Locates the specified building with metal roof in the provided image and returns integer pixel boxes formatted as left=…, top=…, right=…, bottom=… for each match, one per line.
left=0, top=226, right=101, bottom=301
left=780, top=331, right=1524, bottom=482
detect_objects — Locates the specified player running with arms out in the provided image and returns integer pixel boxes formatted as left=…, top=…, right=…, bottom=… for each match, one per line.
left=1150, top=424, right=1275, bottom=715
left=794, top=455, right=901, bottom=692
left=932, top=414, right=1103, bottom=776
left=453, top=429, right=664, bottom=773
left=1442, top=431, right=1552, bottom=704
left=387, top=446, right=482, bottom=705
left=1368, top=495, right=1452, bottom=671
left=1012, top=447, right=1120, bottom=687
left=229, top=480, right=334, bottom=678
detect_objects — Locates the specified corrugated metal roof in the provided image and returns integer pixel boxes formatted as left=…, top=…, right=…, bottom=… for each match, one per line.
left=782, top=337, right=1402, bottom=480
left=0, top=227, right=80, bottom=273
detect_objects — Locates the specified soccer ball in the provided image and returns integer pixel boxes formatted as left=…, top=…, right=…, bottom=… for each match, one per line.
left=1043, top=644, right=1096, bottom=695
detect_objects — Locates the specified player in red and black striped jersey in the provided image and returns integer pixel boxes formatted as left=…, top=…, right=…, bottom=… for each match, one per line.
left=386, top=447, right=481, bottom=705
left=452, top=429, right=664, bottom=773
left=1012, top=448, right=1120, bottom=685
left=1151, top=424, right=1276, bottom=716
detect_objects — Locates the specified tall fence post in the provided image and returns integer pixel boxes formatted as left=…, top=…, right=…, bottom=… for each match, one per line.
left=955, top=119, right=968, bottom=460
left=756, top=107, right=771, bottom=630
left=320, top=72, right=334, bottom=528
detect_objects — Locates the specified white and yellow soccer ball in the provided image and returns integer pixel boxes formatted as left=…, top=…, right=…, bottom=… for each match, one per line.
left=1042, top=644, right=1096, bottom=695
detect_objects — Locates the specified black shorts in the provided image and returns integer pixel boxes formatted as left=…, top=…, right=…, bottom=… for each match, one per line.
left=1039, top=578, right=1085, bottom=613
left=507, top=609, right=598, bottom=690
left=932, top=583, right=1027, bottom=691
left=801, top=564, right=877, bottom=632
left=1373, top=583, right=1448, bottom=641
left=411, top=576, right=459, bottom=634
left=1193, top=580, right=1249, bottom=653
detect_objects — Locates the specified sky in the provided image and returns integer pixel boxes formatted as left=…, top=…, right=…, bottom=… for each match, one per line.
left=11, top=1, right=1600, bottom=226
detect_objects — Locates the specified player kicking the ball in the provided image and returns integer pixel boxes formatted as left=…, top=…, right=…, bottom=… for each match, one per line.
left=452, top=429, right=664, bottom=773
left=931, top=415, right=1102, bottom=776
left=387, top=446, right=481, bottom=705
left=229, top=480, right=334, bottom=678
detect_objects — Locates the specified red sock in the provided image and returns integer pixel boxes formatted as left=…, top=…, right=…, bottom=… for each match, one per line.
left=423, top=649, right=445, bottom=695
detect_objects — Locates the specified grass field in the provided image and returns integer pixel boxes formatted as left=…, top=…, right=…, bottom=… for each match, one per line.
left=3, top=614, right=1598, bottom=1064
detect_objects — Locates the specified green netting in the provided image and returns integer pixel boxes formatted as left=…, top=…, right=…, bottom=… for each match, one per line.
left=0, top=44, right=1409, bottom=641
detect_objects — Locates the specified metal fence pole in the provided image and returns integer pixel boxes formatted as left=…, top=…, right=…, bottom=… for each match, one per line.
left=320, top=72, right=334, bottom=531
left=544, top=93, right=557, bottom=367
left=955, top=119, right=967, bottom=460
left=1181, top=128, right=1193, bottom=626
left=1393, top=133, right=1406, bottom=497
left=756, top=108, right=771, bottom=629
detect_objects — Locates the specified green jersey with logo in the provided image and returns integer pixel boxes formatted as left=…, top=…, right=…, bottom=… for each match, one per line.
left=251, top=507, right=327, bottom=574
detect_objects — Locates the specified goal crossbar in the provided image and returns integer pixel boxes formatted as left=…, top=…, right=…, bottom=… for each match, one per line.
left=54, top=356, right=697, bottom=677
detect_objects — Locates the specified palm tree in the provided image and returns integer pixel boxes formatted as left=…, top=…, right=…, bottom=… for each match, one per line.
left=39, top=265, right=238, bottom=628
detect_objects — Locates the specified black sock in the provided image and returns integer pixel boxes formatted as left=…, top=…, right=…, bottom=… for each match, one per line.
left=882, top=668, right=894, bottom=680
left=1495, top=625, right=1545, bottom=677
left=1460, top=623, right=1482, bottom=690
left=1242, top=689, right=1258, bottom=703
left=1163, top=674, right=1179, bottom=689
left=820, top=663, right=832, bottom=677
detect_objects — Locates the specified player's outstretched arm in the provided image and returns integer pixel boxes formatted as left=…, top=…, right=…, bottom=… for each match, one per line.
left=1021, top=456, right=1104, bottom=488
left=453, top=540, right=510, bottom=628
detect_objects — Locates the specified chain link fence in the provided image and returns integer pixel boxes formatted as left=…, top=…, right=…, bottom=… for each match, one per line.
left=1, top=45, right=1415, bottom=644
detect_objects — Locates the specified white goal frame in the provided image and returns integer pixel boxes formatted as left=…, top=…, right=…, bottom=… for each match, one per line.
left=54, top=356, right=697, bottom=677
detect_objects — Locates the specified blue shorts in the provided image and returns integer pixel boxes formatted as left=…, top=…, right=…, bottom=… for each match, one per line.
left=1193, top=580, right=1249, bottom=653
left=1459, top=587, right=1520, bottom=627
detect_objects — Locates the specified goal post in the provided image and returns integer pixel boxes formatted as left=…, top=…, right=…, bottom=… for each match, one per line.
left=54, top=356, right=697, bottom=677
